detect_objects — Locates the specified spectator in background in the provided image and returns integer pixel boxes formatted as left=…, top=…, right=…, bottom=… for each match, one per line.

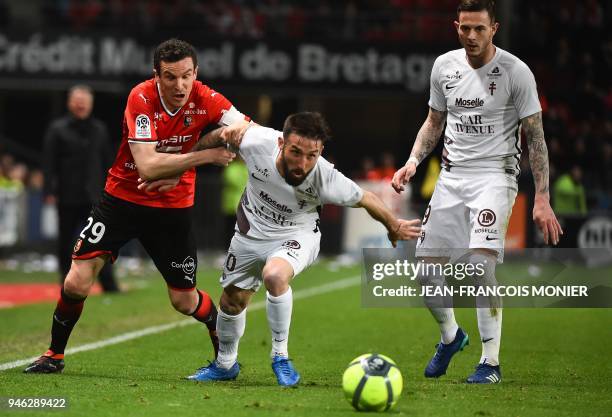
left=553, top=166, right=587, bottom=216
left=43, top=85, right=119, bottom=293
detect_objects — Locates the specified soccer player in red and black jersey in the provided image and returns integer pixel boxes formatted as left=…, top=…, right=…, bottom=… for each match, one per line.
left=24, top=39, right=251, bottom=374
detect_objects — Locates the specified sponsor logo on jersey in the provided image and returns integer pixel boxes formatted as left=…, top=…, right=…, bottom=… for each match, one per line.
left=184, top=109, right=206, bottom=115
left=487, top=66, right=502, bottom=78
left=281, top=240, right=301, bottom=250
left=189, top=102, right=195, bottom=108
left=251, top=172, right=266, bottom=182
left=184, top=115, right=192, bottom=127
left=138, top=93, right=149, bottom=104
left=254, top=165, right=270, bottom=178
left=156, top=135, right=193, bottom=150
left=172, top=256, right=196, bottom=275
left=73, top=238, right=83, bottom=253
left=259, top=191, right=293, bottom=213
left=135, top=114, right=151, bottom=138
left=455, top=97, right=484, bottom=109
left=454, top=114, right=495, bottom=135
left=445, top=70, right=462, bottom=80
left=124, top=162, right=136, bottom=170
left=477, top=209, right=496, bottom=227
left=297, top=186, right=317, bottom=199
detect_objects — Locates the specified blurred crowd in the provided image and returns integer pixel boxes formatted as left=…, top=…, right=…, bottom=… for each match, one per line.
left=515, top=0, right=612, bottom=211
left=0, top=152, right=43, bottom=193
left=1, top=0, right=457, bottom=42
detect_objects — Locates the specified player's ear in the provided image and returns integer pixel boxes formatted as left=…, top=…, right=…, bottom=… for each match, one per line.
left=491, top=21, right=499, bottom=35
left=278, top=136, right=284, bottom=149
left=194, top=65, right=199, bottom=79
left=453, top=20, right=460, bottom=32
left=153, top=69, right=159, bottom=81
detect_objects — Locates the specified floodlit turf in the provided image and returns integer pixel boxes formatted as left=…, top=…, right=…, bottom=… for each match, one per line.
left=0, top=261, right=610, bottom=417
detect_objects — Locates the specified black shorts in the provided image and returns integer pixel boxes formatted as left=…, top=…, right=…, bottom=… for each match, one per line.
left=72, top=192, right=197, bottom=291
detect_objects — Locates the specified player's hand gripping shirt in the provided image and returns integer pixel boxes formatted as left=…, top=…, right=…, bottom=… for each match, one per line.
left=236, top=126, right=363, bottom=240
left=105, top=79, right=245, bottom=208
left=429, top=47, right=542, bottom=174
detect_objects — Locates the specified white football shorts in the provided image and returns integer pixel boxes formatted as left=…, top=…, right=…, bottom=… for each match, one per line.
left=220, top=231, right=321, bottom=291
left=415, top=168, right=518, bottom=263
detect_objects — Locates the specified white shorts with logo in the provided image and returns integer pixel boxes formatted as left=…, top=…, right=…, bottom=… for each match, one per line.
left=220, top=231, right=321, bottom=291
left=415, top=168, right=518, bottom=263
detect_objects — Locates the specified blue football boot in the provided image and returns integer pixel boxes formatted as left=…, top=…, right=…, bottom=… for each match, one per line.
left=271, top=355, right=300, bottom=387
left=186, top=360, right=240, bottom=381
left=424, top=327, right=469, bottom=378
left=466, top=363, right=502, bottom=384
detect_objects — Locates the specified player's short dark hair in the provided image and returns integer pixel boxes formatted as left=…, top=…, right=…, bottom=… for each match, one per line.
left=283, top=112, right=331, bottom=144
left=153, top=39, right=198, bottom=74
left=457, top=0, right=496, bottom=23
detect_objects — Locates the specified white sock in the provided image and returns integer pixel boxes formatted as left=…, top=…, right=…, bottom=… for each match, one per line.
left=216, top=309, right=246, bottom=369
left=418, top=268, right=458, bottom=344
left=466, top=251, right=502, bottom=366
left=266, top=287, right=292, bottom=358
left=477, top=307, right=502, bottom=366
left=431, top=307, right=459, bottom=345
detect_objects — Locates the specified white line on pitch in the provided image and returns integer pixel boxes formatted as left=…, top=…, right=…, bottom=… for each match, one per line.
left=0, top=275, right=360, bottom=371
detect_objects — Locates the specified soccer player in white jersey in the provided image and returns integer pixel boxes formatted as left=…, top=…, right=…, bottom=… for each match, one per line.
left=185, top=112, right=422, bottom=386
left=391, top=0, right=563, bottom=384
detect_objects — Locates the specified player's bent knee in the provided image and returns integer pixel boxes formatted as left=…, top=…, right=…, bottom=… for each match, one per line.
left=63, top=259, right=103, bottom=297
left=169, top=290, right=198, bottom=315
left=220, top=289, right=249, bottom=316
left=262, top=273, right=290, bottom=296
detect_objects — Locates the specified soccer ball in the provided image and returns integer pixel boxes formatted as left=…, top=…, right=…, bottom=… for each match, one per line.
left=342, top=353, right=403, bottom=412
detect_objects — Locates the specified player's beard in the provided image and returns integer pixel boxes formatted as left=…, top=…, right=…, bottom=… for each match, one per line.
left=280, top=152, right=309, bottom=186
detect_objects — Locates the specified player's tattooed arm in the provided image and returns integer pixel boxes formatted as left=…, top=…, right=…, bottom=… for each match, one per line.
left=409, top=107, right=447, bottom=163
left=522, top=112, right=549, bottom=196
left=391, top=107, right=446, bottom=193
left=192, top=127, right=226, bottom=151
left=523, top=111, right=563, bottom=245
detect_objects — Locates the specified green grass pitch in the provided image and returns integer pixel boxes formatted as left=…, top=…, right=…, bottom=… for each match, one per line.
left=0, top=261, right=610, bottom=417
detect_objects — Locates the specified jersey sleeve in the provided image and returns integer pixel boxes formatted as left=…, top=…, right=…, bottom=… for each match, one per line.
left=510, top=63, right=542, bottom=119
left=319, top=161, right=364, bottom=207
left=196, top=85, right=248, bottom=126
left=125, top=91, right=157, bottom=143
left=238, top=126, right=279, bottom=160
left=428, top=56, right=447, bottom=112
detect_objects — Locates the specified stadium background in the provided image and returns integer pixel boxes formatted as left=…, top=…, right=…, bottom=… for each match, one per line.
left=0, top=2, right=611, bottom=416
left=1, top=0, right=610, bottom=256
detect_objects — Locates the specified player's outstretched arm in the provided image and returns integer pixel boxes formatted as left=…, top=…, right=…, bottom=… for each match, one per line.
left=192, top=126, right=227, bottom=151
left=356, top=190, right=422, bottom=247
left=391, top=107, right=446, bottom=193
left=192, top=120, right=256, bottom=152
left=522, top=111, right=563, bottom=245
left=129, top=141, right=235, bottom=182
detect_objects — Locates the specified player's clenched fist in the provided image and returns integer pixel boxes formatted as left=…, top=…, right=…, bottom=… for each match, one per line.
left=391, top=161, right=417, bottom=194
left=387, top=219, right=422, bottom=247
left=207, top=147, right=236, bottom=166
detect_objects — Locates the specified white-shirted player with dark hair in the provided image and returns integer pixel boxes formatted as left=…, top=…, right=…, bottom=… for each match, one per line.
left=172, top=112, right=421, bottom=386
left=391, top=0, right=562, bottom=384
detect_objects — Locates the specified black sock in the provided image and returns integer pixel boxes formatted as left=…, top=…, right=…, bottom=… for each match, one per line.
left=191, top=290, right=219, bottom=357
left=49, top=288, right=86, bottom=355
